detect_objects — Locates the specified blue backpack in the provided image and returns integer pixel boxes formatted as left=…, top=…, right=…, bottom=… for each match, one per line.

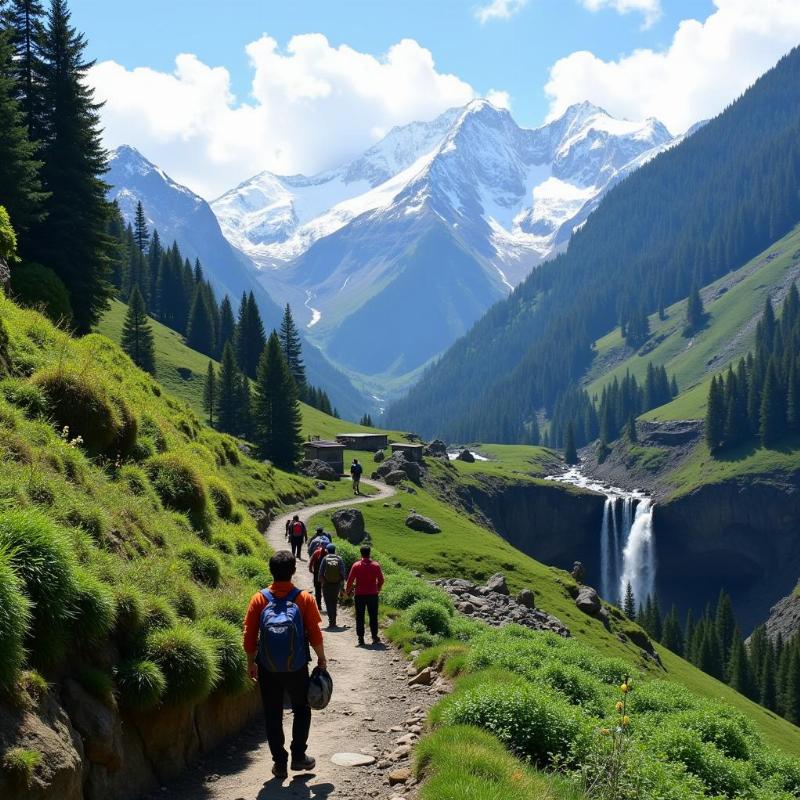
left=257, top=589, right=308, bottom=672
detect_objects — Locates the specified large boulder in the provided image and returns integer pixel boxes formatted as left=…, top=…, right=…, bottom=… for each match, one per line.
left=570, top=561, right=586, bottom=584
left=384, top=470, right=407, bottom=487
left=485, top=573, right=509, bottom=595
left=61, top=678, right=123, bottom=770
left=299, top=459, right=340, bottom=481
left=456, top=448, right=475, bottom=463
left=517, top=588, right=535, bottom=609
left=373, top=449, right=385, bottom=463
left=375, top=453, right=423, bottom=485
left=424, top=439, right=448, bottom=458
left=575, top=586, right=601, bottom=616
left=405, top=513, right=441, bottom=534
left=331, top=508, right=366, bottom=544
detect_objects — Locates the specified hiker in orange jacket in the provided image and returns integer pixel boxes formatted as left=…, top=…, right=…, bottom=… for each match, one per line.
left=243, top=551, right=326, bottom=779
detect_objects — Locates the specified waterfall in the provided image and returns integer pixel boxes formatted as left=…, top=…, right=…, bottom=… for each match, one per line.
left=600, top=499, right=613, bottom=600
left=619, top=499, right=656, bottom=607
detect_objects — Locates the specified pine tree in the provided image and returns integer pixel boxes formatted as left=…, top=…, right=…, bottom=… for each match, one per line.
left=252, top=332, right=303, bottom=469
left=120, top=286, right=155, bottom=374
left=564, top=421, right=578, bottom=465
left=705, top=375, right=726, bottom=452
left=760, top=360, right=784, bottom=447
left=278, top=303, right=306, bottom=393
left=685, top=283, right=705, bottom=333
left=0, top=25, right=46, bottom=245
left=133, top=200, right=149, bottom=253
left=235, top=291, right=266, bottom=379
left=217, top=342, right=239, bottom=435
left=727, top=634, right=752, bottom=697
left=202, top=360, right=216, bottom=426
left=715, top=590, right=736, bottom=665
left=784, top=647, right=800, bottom=725
left=2, top=0, right=45, bottom=132
left=32, top=0, right=113, bottom=331
left=684, top=609, right=695, bottom=660
left=186, top=287, right=216, bottom=357
left=625, top=415, right=637, bottom=443
left=649, top=594, right=663, bottom=642
left=217, top=295, right=235, bottom=357
left=670, top=375, right=679, bottom=397
left=146, top=228, right=161, bottom=310
left=623, top=581, right=636, bottom=620
left=661, top=606, right=684, bottom=656
left=760, top=643, right=777, bottom=711
left=238, top=371, right=252, bottom=440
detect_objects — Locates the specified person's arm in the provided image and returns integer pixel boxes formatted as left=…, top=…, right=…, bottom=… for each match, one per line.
left=243, top=592, right=267, bottom=680
left=376, top=563, right=385, bottom=593
left=339, top=557, right=346, bottom=582
left=345, top=562, right=357, bottom=595
left=300, top=592, right=327, bottom=669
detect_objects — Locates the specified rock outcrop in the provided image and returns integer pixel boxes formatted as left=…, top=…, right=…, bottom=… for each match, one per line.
left=405, top=513, right=441, bottom=534
left=575, top=586, right=601, bottom=616
left=374, top=452, right=423, bottom=485
left=332, top=508, right=367, bottom=544
left=484, top=573, right=509, bottom=595
left=759, top=587, right=800, bottom=643
left=435, top=578, right=569, bottom=637
left=424, top=440, right=448, bottom=458
left=456, top=448, right=475, bottom=463
left=300, top=459, right=340, bottom=481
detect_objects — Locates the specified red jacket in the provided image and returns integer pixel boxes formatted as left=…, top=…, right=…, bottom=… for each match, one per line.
left=346, top=558, right=385, bottom=596
left=308, top=545, right=326, bottom=579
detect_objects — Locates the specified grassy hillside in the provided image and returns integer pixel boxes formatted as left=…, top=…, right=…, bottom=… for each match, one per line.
left=97, top=299, right=404, bottom=442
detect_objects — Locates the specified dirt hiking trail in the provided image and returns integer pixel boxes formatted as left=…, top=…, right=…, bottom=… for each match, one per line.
left=145, top=478, right=445, bottom=800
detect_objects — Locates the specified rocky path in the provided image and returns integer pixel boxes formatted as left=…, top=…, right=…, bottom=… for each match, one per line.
left=147, top=478, right=444, bottom=800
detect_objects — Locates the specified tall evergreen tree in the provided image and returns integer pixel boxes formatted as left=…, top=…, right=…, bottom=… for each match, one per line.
left=235, top=291, right=266, bottom=378
left=727, top=634, right=752, bottom=697
left=120, top=286, right=154, bottom=373
left=217, top=341, right=239, bottom=435
left=32, top=0, right=113, bottom=331
left=705, top=375, right=726, bottom=451
left=715, top=590, right=736, bottom=664
left=0, top=24, right=46, bottom=245
left=623, top=581, right=636, bottom=620
left=2, top=0, right=45, bottom=131
left=146, top=227, right=161, bottom=309
left=760, top=643, right=777, bottom=711
left=278, top=303, right=306, bottom=393
left=760, top=360, right=784, bottom=447
left=685, top=284, right=705, bottom=333
left=217, top=294, right=235, bottom=357
left=238, top=371, right=252, bottom=440
left=186, top=286, right=216, bottom=356
left=133, top=200, right=148, bottom=253
left=784, top=646, right=800, bottom=725
left=202, top=360, right=216, bottom=426
left=564, top=421, right=578, bottom=465
left=661, top=606, right=684, bottom=656
left=252, top=332, right=303, bottom=469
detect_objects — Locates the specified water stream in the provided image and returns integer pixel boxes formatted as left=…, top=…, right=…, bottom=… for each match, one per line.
left=545, top=468, right=656, bottom=606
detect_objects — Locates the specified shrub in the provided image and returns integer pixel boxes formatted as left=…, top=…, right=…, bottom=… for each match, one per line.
left=146, top=625, right=220, bottom=704
left=0, top=378, right=47, bottom=417
left=139, top=415, right=166, bottom=453
left=10, top=260, right=72, bottom=322
left=71, top=568, right=117, bottom=643
left=382, top=575, right=454, bottom=611
left=170, top=583, right=200, bottom=621
left=141, top=595, right=178, bottom=634
left=64, top=503, right=109, bottom=543
left=2, top=747, right=41, bottom=788
left=233, top=534, right=255, bottom=556
left=448, top=616, right=486, bottom=642
left=407, top=600, right=452, bottom=638
left=114, top=585, right=145, bottom=645
left=0, top=547, right=31, bottom=694
left=146, top=455, right=207, bottom=513
left=211, top=534, right=235, bottom=555
left=212, top=597, right=247, bottom=626
left=234, top=555, right=270, bottom=587
left=443, top=681, right=593, bottom=767
left=110, top=396, right=138, bottom=457
left=31, top=367, right=121, bottom=453
left=115, top=659, right=167, bottom=711
left=673, top=704, right=758, bottom=760
left=536, top=662, right=605, bottom=714
left=0, top=317, right=9, bottom=375
left=628, top=680, right=698, bottom=714
left=198, top=617, right=249, bottom=695
left=207, top=478, right=235, bottom=520
left=18, top=670, right=48, bottom=703
left=179, top=545, right=222, bottom=588
left=0, top=509, right=77, bottom=654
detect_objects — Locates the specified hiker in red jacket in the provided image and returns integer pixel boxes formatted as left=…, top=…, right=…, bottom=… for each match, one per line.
left=308, top=533, right=328, bottom=609
left=287, top=515, right=307, bottom=559
left=345, top=544, right=385, bottom=646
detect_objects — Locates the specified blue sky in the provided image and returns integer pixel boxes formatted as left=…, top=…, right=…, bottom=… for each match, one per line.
left=73, top=0, right=800, bottom=198
left=72, top=0, right=711, bottom=130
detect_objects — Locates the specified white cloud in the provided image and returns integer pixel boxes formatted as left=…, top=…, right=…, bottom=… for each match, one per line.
left=578, top=0, right=661, bottom=29
left=90, top=35, right=477, bottom=198
left=486, top=89, right=512, bottom=109
left=475, top=0, right=528, bottom=24
left=545, top=0, right=800, bottom=134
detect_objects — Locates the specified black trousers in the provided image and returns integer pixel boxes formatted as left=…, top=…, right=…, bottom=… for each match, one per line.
left=354, top=594, right=379, bottom=639
left=312, top=580, right=322, bottom=609
left=322, top=582, right=341, bottom=626
left=289, top=536, right=304, bottom=558
left=257, top=664, right=311, bottom=765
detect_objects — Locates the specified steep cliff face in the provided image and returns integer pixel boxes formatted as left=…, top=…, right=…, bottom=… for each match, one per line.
left=655, top=472, right=800, bottom=631
left=451, top=477, right=606, bottom=579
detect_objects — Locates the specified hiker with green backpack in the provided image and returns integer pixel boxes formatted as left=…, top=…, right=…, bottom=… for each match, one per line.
left=316, top=543, right=346, bottom=628
left=243, top=550, right=330, bottom=779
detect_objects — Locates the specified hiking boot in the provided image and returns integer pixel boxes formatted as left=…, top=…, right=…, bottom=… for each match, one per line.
left=272, top=762, right=288, bottom=779
left=372, top=634, right=381, bottom=645
left=358, top=637, right=365, bottom=647
left=290, top=755, right=316, bottom=772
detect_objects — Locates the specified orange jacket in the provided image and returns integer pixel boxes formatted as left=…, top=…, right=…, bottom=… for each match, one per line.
left=243, top=581, right=323, bottom=656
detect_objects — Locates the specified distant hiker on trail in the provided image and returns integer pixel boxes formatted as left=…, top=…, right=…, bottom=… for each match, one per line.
left=346, top=544, right=385, bottom=646
left=317, top=543, right=346, bottom=628
left=308, top=530, right=330, bottom=609
left=243, top=550, right=327, bottom=779
left=307, top=526, right=331, bottom=558
left=350, top=458, right=363, bottom=495
left=287, top=515, right=307, bottom=559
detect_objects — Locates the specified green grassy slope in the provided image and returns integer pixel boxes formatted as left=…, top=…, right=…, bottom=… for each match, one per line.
left=587, top=224, right=800, bottom=404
